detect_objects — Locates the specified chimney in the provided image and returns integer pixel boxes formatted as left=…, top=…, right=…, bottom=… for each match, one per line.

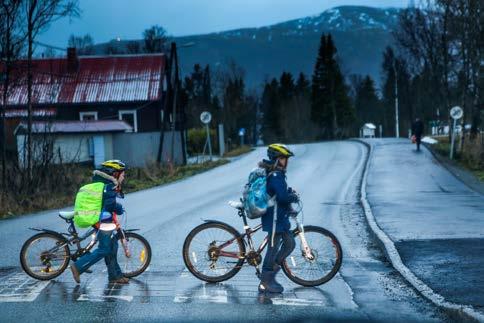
left=67, top=47, right=79, bottom=73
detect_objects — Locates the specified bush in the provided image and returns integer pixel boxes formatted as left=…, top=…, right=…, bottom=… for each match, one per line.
left=187, top=128, right=219, bottom=155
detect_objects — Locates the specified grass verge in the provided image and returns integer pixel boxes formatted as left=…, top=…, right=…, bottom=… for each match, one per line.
left=431, top=135, right=484, bottom=182
left=0, top=159, right=229, bottom=219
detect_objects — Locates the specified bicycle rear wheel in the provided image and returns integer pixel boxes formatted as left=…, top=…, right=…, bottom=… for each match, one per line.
left=183, top=222, right=245, bottom=283
left=117, top=232, right=152, bottom=278
left=20, top=232, right=71, bottom=280
left=283, top=225, right=342, bottom=287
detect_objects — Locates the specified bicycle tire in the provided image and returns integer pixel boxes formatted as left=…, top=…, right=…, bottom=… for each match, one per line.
left=282, top=225, right=342, bottom=287
left=183, top=222, right=246, bottom=283
left=20, top=232, right=71, bottom=281
left=118, top=232, right=152, bottom=278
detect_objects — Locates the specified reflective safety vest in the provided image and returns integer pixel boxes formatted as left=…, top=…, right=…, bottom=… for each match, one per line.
left=74, top=182, right=104, bottom=228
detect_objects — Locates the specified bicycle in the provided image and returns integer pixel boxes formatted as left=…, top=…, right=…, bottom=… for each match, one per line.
left=20, top=210, right=152, bottom=281
left=182, top=199, right=342, bottom=287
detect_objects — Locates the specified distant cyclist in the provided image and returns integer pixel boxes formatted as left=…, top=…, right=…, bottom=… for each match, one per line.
left=258, top=144, right=299, bottom=293
left=70, top=160, right=129, bottom=284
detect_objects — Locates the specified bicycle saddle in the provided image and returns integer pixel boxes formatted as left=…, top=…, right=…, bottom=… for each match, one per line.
left=228, top=200, right=244, bottom=210
left=58, top=211, right=75, bottom=220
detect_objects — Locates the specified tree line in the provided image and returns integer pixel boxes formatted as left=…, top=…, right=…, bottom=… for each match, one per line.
left=64, top=25, right=168, bottom=57
left=181, top=33, right=360, bottom=148
left=389, top=0, right=482, bottom=145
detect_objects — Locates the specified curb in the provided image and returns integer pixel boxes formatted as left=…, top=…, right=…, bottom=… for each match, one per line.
left=355, top=139, right=484, bottom=323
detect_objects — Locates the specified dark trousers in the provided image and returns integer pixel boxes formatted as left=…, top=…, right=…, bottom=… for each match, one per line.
left=416, top=135, right=422, bottom=150
left=74, top=230, right=123, bottom=280
left=262, top=232, right=296, bottom=273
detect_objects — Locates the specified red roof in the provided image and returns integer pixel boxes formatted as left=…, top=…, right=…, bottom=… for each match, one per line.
left=15, top=120, right=133, bottom=134
left=2, top=54, right=166, bottom=106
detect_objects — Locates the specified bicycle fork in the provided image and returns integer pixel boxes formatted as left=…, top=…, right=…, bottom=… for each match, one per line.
left=294, top=218, right=315, bottom=261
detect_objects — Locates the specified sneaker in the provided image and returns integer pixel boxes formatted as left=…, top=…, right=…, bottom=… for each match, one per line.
left=258, top=271, right=283, bottom=293
left=70, top=264, right=80, bottom=284
left=109, top=277, right=129, bottom=284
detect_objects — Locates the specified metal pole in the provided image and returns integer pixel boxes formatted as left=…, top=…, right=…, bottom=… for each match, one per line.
left=205, top=124, right=212, bottom=160
left=450, top=118, right=457, bottom=160
left=394, top=61, right=399, bottom=138
left=218, top=124, right=225, bottom=157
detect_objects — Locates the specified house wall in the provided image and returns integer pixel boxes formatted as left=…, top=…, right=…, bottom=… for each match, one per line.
left=16, top=134, right=92, bottom=167
left=113, top=131, right=184, bottom=167
left=54, top=101, right=163, bottom=132
left=104, top=134, right=113, bottom=161
left=16, top=131, right=184, bottom=168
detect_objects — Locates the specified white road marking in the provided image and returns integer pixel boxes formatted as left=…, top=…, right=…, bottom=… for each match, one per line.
left=77, top=294, right=133, bottom=302
left=270, top=297, right=325, bottom=306
left=0, top=273, right=50, bottom=302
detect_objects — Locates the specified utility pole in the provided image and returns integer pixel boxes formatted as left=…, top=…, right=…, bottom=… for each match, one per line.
left=394, top=60, right=400, bottom=138
left=170, top=43, right=179, bottom=165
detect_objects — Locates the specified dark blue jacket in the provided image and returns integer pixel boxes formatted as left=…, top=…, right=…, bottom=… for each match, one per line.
left=92, top=172, right=123, bottom=223
left=261, top=169, right=298, bottom=233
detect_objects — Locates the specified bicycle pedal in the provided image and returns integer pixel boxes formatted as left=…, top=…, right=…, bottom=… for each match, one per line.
left=84, top=269, right=93, bottom=274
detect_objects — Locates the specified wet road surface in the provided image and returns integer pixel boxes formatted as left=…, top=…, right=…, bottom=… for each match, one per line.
left=364, top=138, right=484, bottom=315
left=0, top=142, right=449, bottom=322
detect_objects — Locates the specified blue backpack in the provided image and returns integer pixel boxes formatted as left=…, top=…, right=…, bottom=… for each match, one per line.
left=243, top=168, right=274, bottom=219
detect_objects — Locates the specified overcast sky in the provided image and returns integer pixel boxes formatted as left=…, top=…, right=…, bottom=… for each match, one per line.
left=39, top=0, right=409, bottom=48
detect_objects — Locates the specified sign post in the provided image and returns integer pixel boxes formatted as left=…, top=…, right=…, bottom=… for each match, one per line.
left=449, top=106, right=463, bottom=160
left=200, top=111, right=212, bottom=160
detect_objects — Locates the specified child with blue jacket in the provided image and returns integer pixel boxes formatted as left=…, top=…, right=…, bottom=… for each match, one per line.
left=258, top=144, right=299, bottom=293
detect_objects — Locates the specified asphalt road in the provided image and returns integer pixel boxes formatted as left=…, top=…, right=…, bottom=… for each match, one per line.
left=0, top=141, right=449, bottom=322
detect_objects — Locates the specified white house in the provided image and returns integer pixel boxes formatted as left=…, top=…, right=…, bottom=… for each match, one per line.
left=360, top=123, right=376, bottom=138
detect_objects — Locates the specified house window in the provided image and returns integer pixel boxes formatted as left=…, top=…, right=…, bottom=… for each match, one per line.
left=119, top=110, right=138, bottom=132
left=80, top=111, right=98, bottom=121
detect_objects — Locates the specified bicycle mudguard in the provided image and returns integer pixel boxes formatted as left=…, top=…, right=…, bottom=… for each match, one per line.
left=123, top=229, right=140, bottom=232
left=29, top=227, right=65, bottom=235
left=27, top=228, right=70, bottom=241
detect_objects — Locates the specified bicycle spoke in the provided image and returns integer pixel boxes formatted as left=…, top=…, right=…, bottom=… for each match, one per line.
left=185, top=224, right=244, bottom=280
left=286, top=230, right=341, bottom=284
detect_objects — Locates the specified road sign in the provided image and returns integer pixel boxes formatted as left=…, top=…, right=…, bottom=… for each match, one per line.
left=200, top=111, right=212, bottom=124
left=450, top=106, right=463, bottom=120
left=449, top=106, right=462, bottom=160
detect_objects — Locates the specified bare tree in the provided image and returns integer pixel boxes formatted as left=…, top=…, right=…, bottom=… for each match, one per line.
left=23, top=0, right=79, bottom=179
left=0, top=0, right=25, bottom=195
left=68, top=33, right=94, bottom=55
left=394, top=0, right=482, bottom=152
left=143, top=25, right=168, bottom=53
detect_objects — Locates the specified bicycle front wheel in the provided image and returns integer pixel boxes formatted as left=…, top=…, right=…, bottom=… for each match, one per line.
left=283, top=225, right=342, bottom=287
left=183, top=222, right=245, bottom=283
left=117, top=232, right=152, bottom=278
left=20, top=232, right=71, bottom=280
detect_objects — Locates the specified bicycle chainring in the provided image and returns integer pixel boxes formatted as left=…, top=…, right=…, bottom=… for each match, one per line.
left=246, top=251, right=262, bottom=266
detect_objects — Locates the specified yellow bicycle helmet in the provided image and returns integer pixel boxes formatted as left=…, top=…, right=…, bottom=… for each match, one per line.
left=100, top=159, right=126, bottom=174
left=267, top=143, right=294, bottom=161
